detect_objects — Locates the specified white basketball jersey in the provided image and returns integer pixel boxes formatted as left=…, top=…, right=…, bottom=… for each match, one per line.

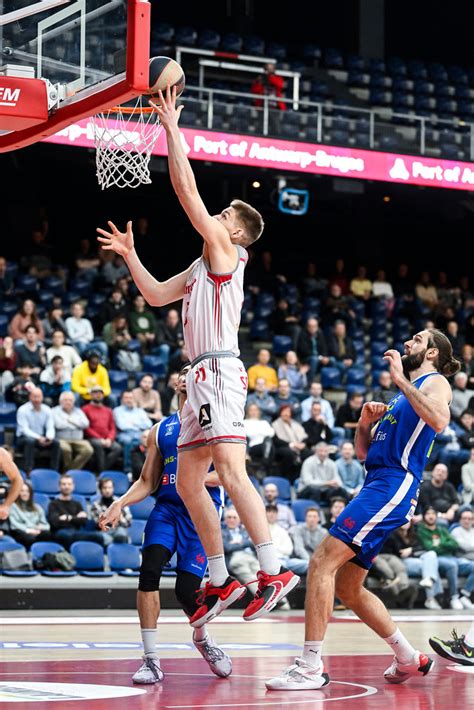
left=182, top=245, right=248, bottom=361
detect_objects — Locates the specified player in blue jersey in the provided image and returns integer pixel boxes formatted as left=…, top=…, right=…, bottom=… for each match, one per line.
left=99, top=365, right=231, bottom=684
left=267, top=328, right=460, bottom=691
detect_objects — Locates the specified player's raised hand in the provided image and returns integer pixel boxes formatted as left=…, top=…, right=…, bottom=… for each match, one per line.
left=360, top=401, right=388, bottom=425
left=149, top=84, right=183, bottom=130
left=383, top=348, right=405, bottom=385
left=98, top=500, right=123, bottom=531
left=97, top=220, right=134, bottom=257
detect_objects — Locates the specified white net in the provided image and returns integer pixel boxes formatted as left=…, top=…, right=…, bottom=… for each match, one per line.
left=91, top=96, right=163, bottom=189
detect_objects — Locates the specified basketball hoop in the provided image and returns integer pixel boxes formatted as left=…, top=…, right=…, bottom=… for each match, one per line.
left=91, top=96, right=163, bottom=190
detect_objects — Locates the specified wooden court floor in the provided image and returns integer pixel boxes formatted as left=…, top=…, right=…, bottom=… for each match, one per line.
left=1, top=609, right=473, bottom=707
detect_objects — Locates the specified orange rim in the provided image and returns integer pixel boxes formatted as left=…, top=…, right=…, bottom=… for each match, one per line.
left=107, top=105, right=157, bottom=114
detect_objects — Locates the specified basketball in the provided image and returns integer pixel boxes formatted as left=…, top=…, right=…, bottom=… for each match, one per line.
left=148, top=56, right=185, bottom=98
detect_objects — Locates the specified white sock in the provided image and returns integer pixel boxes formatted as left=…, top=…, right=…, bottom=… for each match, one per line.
left=141, top=627, right=157, bottom=656
left=255, top=541, right=280, bottom=575
left=383, top=628, right=417, bottom=664
left=207, top=554, right=229, bottom=586
left=193, top=623, right=208, bottom=643
left=302, top=640, right=323, bottom=668
left=465, top=621, right=474, bottom=647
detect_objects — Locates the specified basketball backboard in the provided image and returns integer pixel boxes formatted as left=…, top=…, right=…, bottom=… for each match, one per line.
left=0, top=0, right=151, bottom=151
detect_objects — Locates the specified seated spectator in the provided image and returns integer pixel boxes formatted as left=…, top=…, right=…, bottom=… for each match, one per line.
left=301, top=381, right=336, bottom=427
left=48, top=474, right=104, bottom=548
left=265, top=504, right=293, bottom=567
left=415, top=271, right=438, bottom=311
left=247, top=348, right=278, bottom=392
left=66, top=302, right=107, bottom=359
left=371, top=269, right=394, bottom=303
left=74, top=237, right=100, bottom=284
left=8, top=299, right=45, bottom=343
left=222, top=507, right=259, bottom=595
left=328, top=257, right=349, bottom=294
left=6, top=363, right=36, bottom=407
left=72, top=351, right=112, bottom=405
left=297, top=441, right=349, bottom=504
left=327, top=320, right=356, bottom=373
left=336, top=442, right=365, bottom=497
left=272, top=404, right=308, bottom=480
left=82, top=385, right=122, bottom=472
left=0, top=336, right=16, bottom=391
left=39, top=355, right=71, bottom=406
left=0, top=446, right=23, bottom=535
left=323, top=497, right=345, bottom=530
left=167, top=344, right=190, bottom=377
left=269, top=298, right=299, bottom=339
left=131, top=430, right=149, bottom=481
left=246, top=376, right=278, bottom=422
left=42, top=307, right=68, bottom=344
left=101, top=253, right=129, bottom=286
left=46, top=329, right=81, bottom=374
left=416, top=463, right=459, bottom=524
left=251, top=63, right=286, bottom=112
left=262, top=482, right=296, bottom=531
left=52, top=391, right=93, bottom=472
left=102, top=315, right=132, bottom=357
left=14, top=325, right=46, bottom=376
left=335, top=392, right=364, bottom=441
left=16, top=388, right=60, bottom=473
left=460, top=344, right=474, bottom=388
left=384, top=522, right=443, bottom=610
left=90, top=477, right=131, bottom=545
left=461, top=449, right=474, bottom=505
left=371, top=371, right=398, bottom=406
left=289, top=507, right=328, bottom=575
left=451, top=508, right=474, bottom=561
left=295, top=317, right=330, bottom=381
left=439, top=409, right=474, bottom=471
left=129, top=294, right=157, bottom=353
left=393, top=263, right=416, bottom=320
left=370, top=542, right=417, bottom=607
left=446, top=320, right=465, bottom=359
left=303, top=401, right=333, bottom=449
left=273, top=378, right=302, bottom=420
left=323, top=283, right=355, bottom=326
left=300, top=261, right=327, bottom=298
left=114, top=390, right=153, bottom=471
left=451, top=372, right=473, bottom=421
left=277, top=351, right=308, bottom=396
left=99, top=289, right=130, bottom=328
left=132, top=374, right=163, bottom=422
left=156, top=309, right=184, bottom=365
left=350, top=265, right=372, bottom=303
left=9, top=480, right=51, bottom=548
left=244, top=403, right=274, bottom=474
left=160, top=372, right=179, bottom=416
left=417, top=506, right=474, bottom=609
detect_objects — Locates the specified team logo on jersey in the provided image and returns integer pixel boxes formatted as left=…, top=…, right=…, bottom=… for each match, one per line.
left=343, top=516, right=356, bottom=530
left=199, top=403, right=212, bottom=428
left=165, top=423, right=176, bottom=436
left=195, top=553, right=205, bottom=565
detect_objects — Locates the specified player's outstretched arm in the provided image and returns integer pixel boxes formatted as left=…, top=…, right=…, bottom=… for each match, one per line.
left=383, top=349, right=451, bottom=432
left=99, top=426, right=162, bottom=531
left=150, top=86, right=235, bottom=262
left=354, top=402, right=388, bottom=462
left=97, top=220, right=194, bottom=307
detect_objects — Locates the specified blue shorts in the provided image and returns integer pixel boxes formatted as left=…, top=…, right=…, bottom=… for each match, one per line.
left=143, top=501, right=219, bottom=578
left=329, top=468, right=420, bottom=570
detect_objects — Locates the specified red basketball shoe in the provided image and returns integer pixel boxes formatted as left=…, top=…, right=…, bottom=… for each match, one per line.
left=243, top=568, right=301, bottom=621
left=189, top=577, right=247, bottom=628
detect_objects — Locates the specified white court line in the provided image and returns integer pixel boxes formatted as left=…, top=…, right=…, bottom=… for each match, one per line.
left=0, top=616, right=275, bottom=626
left=0, top=671, right=379, bottom=706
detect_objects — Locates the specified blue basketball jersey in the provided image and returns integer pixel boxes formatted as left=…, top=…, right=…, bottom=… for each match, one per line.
left=154, top=412, right=223, bottom=508
left=365, top=372, right=441, bottom=481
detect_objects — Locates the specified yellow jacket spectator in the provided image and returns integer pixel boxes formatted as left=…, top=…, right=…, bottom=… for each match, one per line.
left=71, top=352, right=111, bottom=401
left=247, top=348, right=279, bottom=392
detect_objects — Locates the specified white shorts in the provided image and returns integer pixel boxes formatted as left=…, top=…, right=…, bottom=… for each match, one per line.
left=177, top=355, right=248, bottom=450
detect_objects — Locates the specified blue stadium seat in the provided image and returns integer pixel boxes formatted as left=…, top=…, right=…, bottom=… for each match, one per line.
left=16, top=274, right=38, bottom=292
left=129, top=518, right=146, bottom=546
left=0, top=403, right=16, bottom=426
left=324, top=48, right=344, bottom=69
left=320, top=367, right=342, bottom=390
left=71, top=493, right=89, bottom=510
left=346, top=367, right=366, bottom=387
left=262, top=476, right=292, bottom=504
left=266, top=42, right=287, bottom=60
left=154, top=23, right=174, bottom=42
left=70, top=541, right=113, bottom=577
left=0, top=541, right=38, bottom=576
left=272, top=335, right=293, bottom=356
left=256, top=293, right=275, bottom=309
left=108, top=370, right=129, bottom=390
left=98, top=471, right=129, bottom=496
left=346, top=384, right=366, bottom=397
left=67, top=470, right=97, bottom=498
left=129, top=496, right=155, bottom=520
left=30, top=469, right=60, bottom=496
left=142, top=355, right=167, bottom=378
left=0, top=314, right=8, bottom=336
left=250, top=320, right=270, bottom=341
left=33, top=493, right=51, bottom=514
left=370, top=341, right=388, bottom=357
left=0, top=535, right=15, bottom=544
left=0, top=301, right=17, bottom=317
left=43, top=276, right=64, bottom=294
left=107, top=543, right=140, bottom=576
left=371, top=356, right=389, bottom=371
left=243, top=35, right=265, bottom=56
left=30, top=541, right=77, bottom=577
left=291, top=499, right=320, bottom=522
left=198, top=29, right=221, bottom=50
left=221, top=32, right=243, bottom=53
left=175, top=26, right=197, bottom=46
left=302, top=44, right=322, bottom=60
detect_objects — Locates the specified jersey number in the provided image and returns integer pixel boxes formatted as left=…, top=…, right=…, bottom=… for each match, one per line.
left=195, top=367, right=206, bottom=383
left=240, top=375, right=248, bottom=390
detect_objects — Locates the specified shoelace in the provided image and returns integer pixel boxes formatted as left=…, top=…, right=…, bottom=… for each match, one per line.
left=199, top=639, right=225, bottom=664
left=250, top=570, right=272, bottom=600
left=449, top=628, right=466, bottom=653
left=285, top=658, right=320, bottom=681
left=195, top=581, right=214, bottom=607
left=144, top=657, right=161, bottom=680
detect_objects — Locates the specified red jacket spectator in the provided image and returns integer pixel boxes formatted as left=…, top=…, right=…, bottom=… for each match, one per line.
left=82, top=401, right=116, bottom=440
left=251, top=63, right=286, bottom=111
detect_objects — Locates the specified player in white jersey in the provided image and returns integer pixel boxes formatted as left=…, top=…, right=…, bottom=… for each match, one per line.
left=97, top=84, right=300, bottom=626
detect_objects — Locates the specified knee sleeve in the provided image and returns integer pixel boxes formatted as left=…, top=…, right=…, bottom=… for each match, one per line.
left=138, top=544, right=171, bottom=592
left=175, top=570, right=202, bottom=617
